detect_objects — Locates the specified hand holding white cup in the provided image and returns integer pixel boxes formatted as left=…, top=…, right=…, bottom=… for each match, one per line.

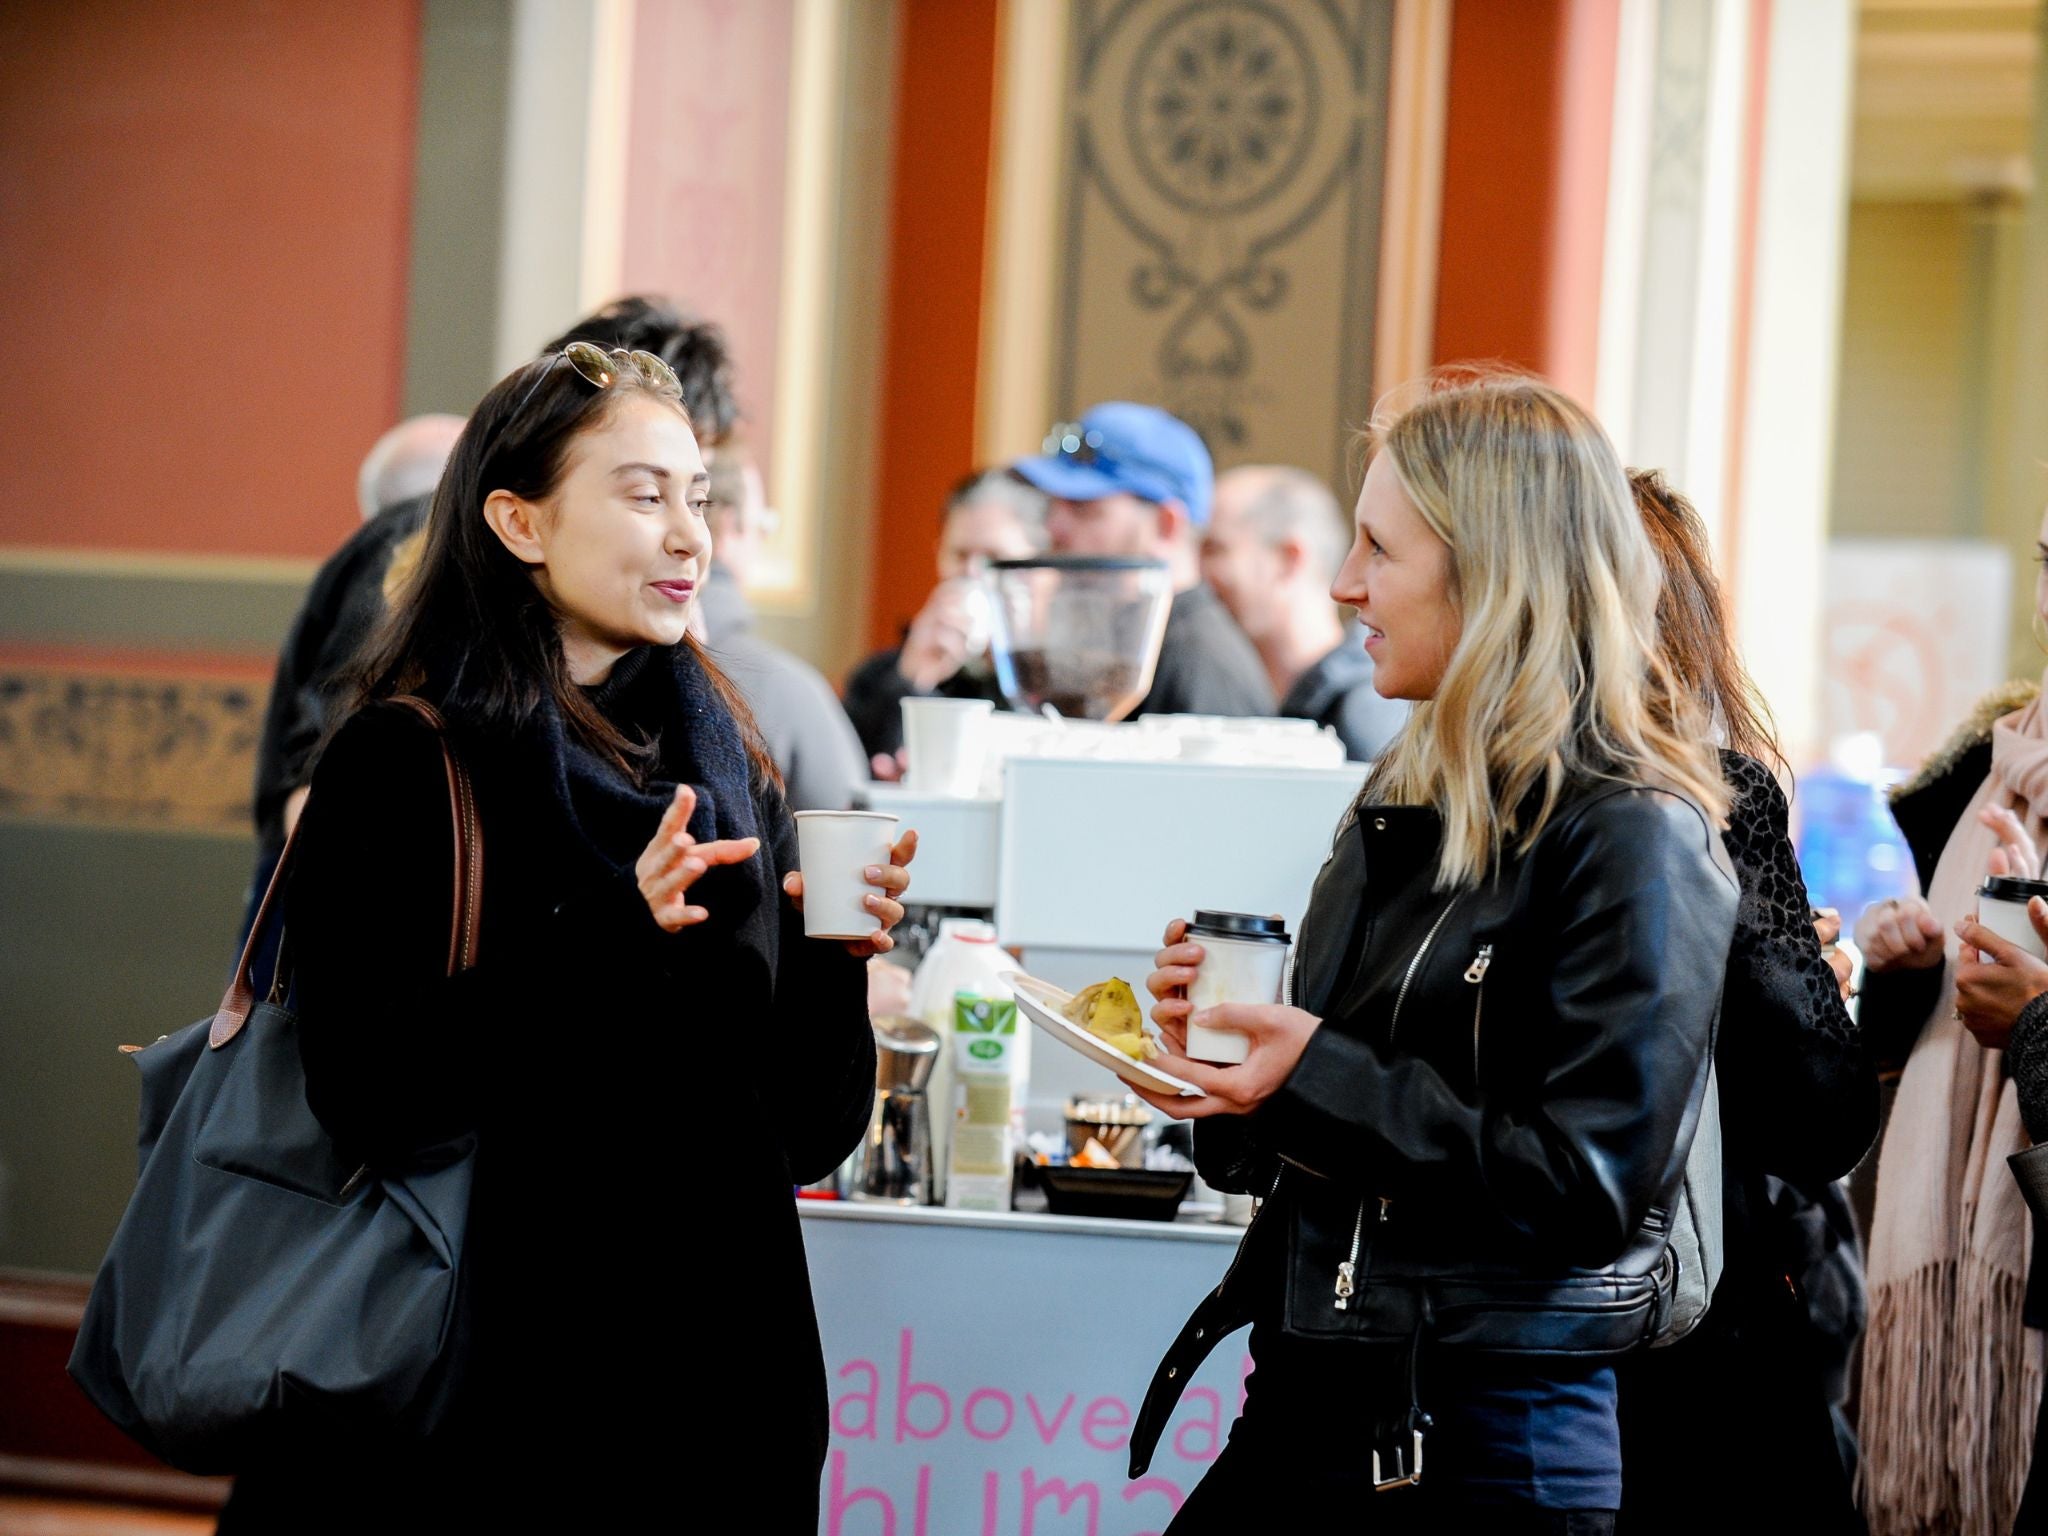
left=788, top=812, right=915, bottom=955
left=1150, top=910, right=1292, bottom=1064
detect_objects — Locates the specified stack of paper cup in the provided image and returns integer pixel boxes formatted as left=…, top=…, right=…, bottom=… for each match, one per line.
left=902, top=698, right=995, bottom=797
left=794, top=811, right=900, bottom=940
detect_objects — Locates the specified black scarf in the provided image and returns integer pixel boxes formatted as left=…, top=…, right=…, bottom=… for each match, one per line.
left=524, top=642, right=769, bottom=941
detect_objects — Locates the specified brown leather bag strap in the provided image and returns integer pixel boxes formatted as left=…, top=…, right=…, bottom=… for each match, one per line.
left=209, top=696, right=484, bottom=1049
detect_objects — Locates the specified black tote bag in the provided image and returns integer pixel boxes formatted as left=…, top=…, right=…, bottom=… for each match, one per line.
left=68, top=698, right=482, bottom=1473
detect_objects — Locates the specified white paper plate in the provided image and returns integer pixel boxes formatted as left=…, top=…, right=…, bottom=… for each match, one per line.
left=1001, top=973, right=1201, bottom=1098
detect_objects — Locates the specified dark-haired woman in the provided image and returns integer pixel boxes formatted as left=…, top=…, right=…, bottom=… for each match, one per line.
left=217, top=346, right=913, bottom=1530
left=1613, top=469, right=1875, bottom=1534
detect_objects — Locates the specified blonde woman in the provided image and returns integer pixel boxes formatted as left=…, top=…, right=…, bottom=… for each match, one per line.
left=1124, top=375, right=1738, bottom=1533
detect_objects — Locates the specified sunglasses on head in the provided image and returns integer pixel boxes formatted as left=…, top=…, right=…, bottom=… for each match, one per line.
left=501, top=341, right=684, bottom=435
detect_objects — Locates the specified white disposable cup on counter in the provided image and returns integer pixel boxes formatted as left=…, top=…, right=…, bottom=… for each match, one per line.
left=1184, top=910, right=1291, bottom=1064
left=794, top=811, right=900, bottom=940
left=901, top=698, right=995, bottom=797
left=1976, top=876, right=2048, bottom=961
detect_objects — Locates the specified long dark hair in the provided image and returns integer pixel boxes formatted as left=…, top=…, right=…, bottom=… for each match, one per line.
left=346, top=354, right=775, bottom=785
left=1628, top=467, right=1781, bottom=771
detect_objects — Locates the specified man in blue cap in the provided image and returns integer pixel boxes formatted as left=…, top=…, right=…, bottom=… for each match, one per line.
left=1010, top=402, right=1275, bottom=720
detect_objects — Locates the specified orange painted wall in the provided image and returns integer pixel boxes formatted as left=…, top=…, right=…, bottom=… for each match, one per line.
left=0, top=1, right=419, bottom=561
left=865, top=0, right=1001, bottom=652
left=1432, top=0, right=1619, bottom=402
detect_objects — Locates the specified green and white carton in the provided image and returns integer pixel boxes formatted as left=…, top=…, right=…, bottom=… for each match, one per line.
left=945, top=993, right=1021, bottom=1213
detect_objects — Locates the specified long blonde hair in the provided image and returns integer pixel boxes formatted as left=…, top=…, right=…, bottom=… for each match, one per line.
left=1365, top=372, right=1729, bottom=888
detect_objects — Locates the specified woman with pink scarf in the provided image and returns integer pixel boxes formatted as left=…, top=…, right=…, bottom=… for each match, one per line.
left=1856, top=505, right=2048, bottom=1535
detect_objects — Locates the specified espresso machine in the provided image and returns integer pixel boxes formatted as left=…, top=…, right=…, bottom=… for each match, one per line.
left=852, top=1017, right=941, bottom=1205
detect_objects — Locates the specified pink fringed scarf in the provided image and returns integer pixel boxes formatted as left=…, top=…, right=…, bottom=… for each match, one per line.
left=1862, top=689, right=2048, bottom=1535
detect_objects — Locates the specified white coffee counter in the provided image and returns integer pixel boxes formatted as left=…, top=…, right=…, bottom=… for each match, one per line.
left=798, top=1199, right=1248, bottom=1535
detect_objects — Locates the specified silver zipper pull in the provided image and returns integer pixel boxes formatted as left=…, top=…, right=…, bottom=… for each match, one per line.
left=1463, top=944, right=1493, bottom=984
left=1336, top=1198, right=1368, bottom=1310
left=1378, top=1195, right=1394, bottom=1223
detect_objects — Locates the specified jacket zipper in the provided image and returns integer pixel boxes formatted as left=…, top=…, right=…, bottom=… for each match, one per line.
left=1335, top=1198, right=1366, bottom=1310
left=1465, top=944, right=1493, bottom=1082
left=1334, top=1195, right=1396, bottom=1310
left=1387, top=896, right=1463, bottom=1047
left=1334, top=903, right=1461, bottom=1310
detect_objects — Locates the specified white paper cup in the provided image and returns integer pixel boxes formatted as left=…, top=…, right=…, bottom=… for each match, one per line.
left=901, top=698, right=995, bottom=797
left=795, top=811, right=900, bottom=940
left=1185, top=913, right=1291, bottom=1065
left=1977, top=877, right=2048, bottom=960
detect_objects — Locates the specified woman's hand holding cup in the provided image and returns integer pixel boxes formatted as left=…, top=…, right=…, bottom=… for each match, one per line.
left=783, top=826, right=918, bottom=958
left=1144, top=916, right=1205, bottom=1055
left=635, top=784, right=761, bottom=932
left=1952, top=897, right=2048, bottom=1049
left=1135, top=917, right=1321, bottom=1121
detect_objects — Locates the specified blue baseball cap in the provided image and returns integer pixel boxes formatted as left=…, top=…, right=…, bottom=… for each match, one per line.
left=1010, top=402, right=1215, bottom=526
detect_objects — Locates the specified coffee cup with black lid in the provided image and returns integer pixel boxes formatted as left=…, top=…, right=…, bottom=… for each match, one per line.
left=1183, top=910, right=1291, bottom=1064
left=1975, top=875, right=2048, bottom=961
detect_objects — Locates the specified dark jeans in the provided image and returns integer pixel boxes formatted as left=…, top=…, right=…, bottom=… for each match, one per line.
left=1167, top=1322, right=1620, bottom=1534
left=1170, top=1429, right=1616, bottom=1534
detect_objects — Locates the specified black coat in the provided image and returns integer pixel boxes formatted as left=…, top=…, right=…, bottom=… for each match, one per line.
left=1616, top=751, right=1877, bottom=1533
left=221, top=653, right=874, bottom=1530
left=1131, top=779, right=1738, bottom=1475
left=250, top=495, right=430, bottom=855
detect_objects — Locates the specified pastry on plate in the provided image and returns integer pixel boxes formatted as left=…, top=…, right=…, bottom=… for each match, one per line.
left=1060, top=978, right=1156, bottom=1063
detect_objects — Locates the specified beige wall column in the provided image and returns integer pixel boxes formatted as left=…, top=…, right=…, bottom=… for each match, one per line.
left=1730, top=0, right=1857, bottom=760
left=1372, top=0, right=1454, bottom=406
left=2001, top=1, right=2048, bottom=671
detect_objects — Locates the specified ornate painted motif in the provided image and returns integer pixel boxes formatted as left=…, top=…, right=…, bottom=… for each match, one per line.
left=0, top=670, right=262, bottom=833
left=1059, top=0, right=1393, bottom=481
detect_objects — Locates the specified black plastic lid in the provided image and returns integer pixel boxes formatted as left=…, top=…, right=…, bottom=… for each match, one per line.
left=1188, top=910, right=1290, bottom=943
left=1980, top=876, right=2048, bottom=901
left=987, top=555, right=1170, bottom=573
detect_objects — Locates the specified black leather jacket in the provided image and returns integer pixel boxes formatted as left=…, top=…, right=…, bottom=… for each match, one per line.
left=1130, top=782, right=1738, bottom=1476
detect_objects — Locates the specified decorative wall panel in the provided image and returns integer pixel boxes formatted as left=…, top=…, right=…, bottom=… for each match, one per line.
left=1056, top=0, right=1395, bottom=490
left=0, top=669, right=263, bottom=834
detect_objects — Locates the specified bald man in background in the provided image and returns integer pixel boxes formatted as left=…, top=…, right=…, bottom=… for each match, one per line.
left=1200, top=464, right=1410, bottom=761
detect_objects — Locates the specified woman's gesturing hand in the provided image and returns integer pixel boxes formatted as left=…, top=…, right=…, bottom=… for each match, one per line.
left=1981, top=805, right=2042, bottom=881
left=636, top=784, right=761, bottom=932
left=1953, top=901, right=2048, bottom=1050
left=1855, top=895, right=1947, bottom=974
left=783, top=828, right=919, bottom=958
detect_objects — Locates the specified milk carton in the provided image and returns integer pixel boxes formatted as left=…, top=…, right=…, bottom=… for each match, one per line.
left=944, top=994, right=1021, bottom=1212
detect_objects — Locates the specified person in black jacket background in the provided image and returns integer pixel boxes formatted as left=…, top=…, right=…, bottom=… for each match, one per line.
left=842, top=468, right=1043, bottom=766
left=1614, top=469, right=1876, bottom=1534
left=1126, top=374, right=1737, bottom=1533
left=243, top=417, right=462, bottom=930
left=217, top=342, right=913, bottom=1530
